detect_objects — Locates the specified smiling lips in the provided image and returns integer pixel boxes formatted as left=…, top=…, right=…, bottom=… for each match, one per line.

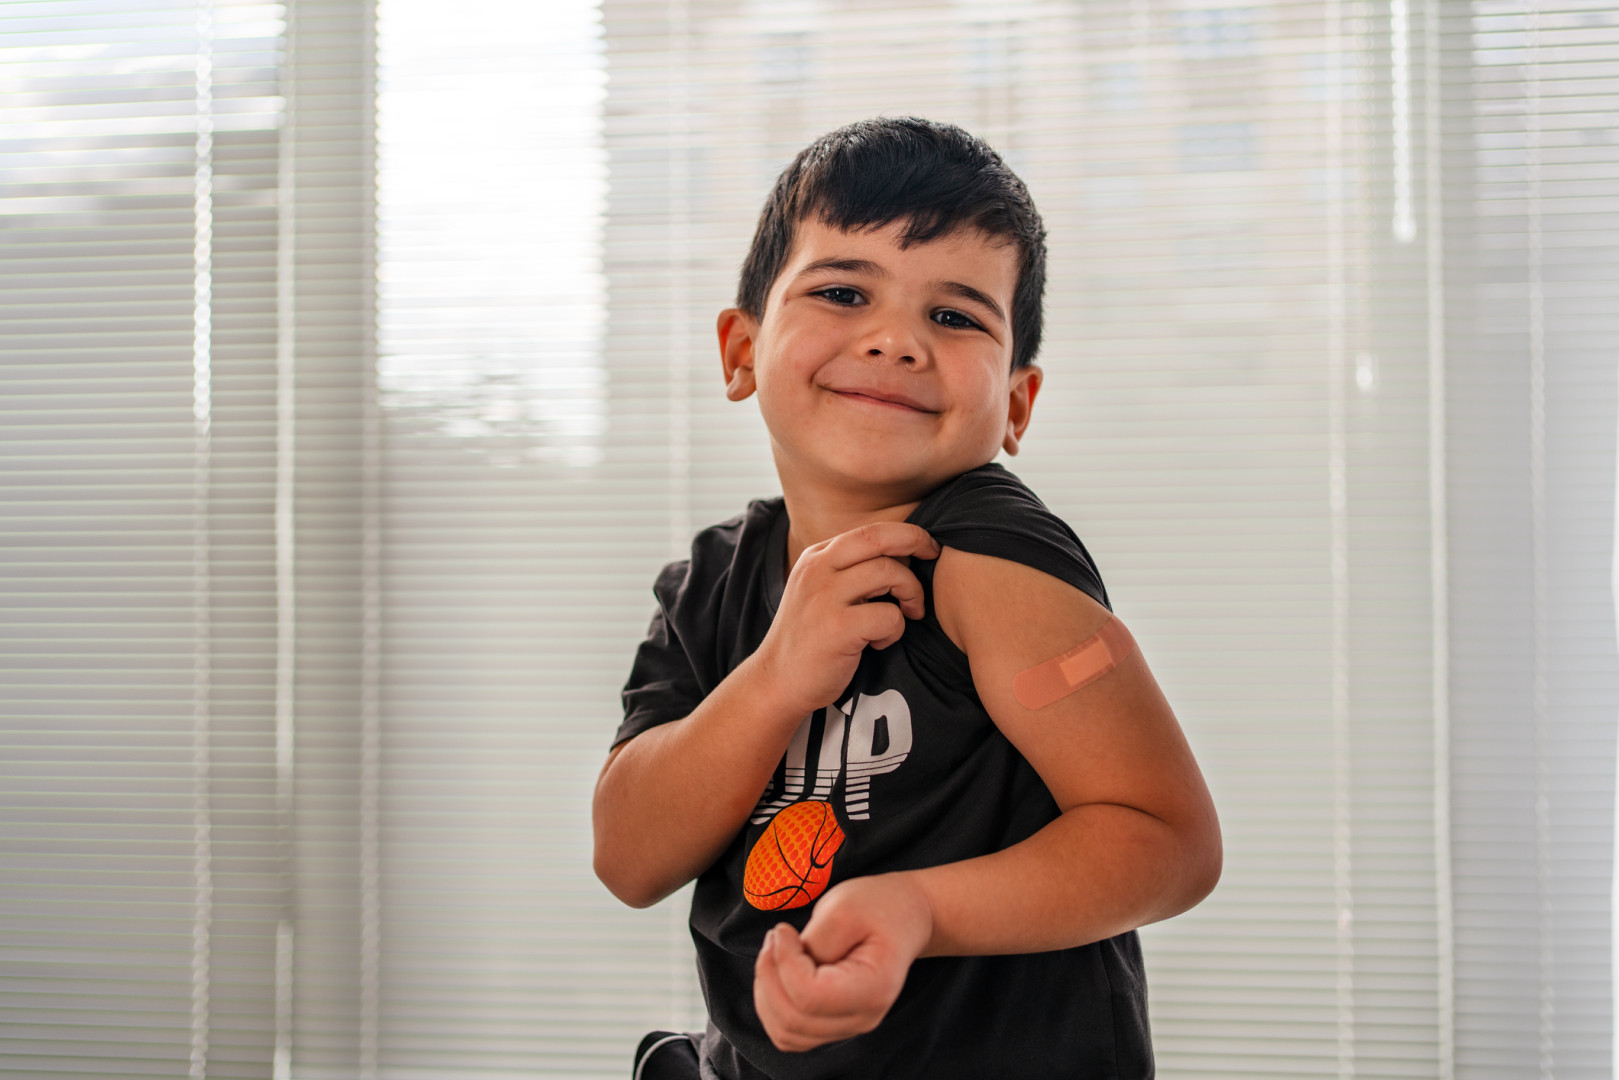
left=824, top=385, right=939, bottom=413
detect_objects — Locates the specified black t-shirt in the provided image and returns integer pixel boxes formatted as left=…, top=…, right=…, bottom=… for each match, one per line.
left=617, top=464, right=1153, bottom=1080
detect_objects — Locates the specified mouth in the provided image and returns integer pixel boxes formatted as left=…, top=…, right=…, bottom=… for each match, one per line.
left=823, top=385, right=938, bottom=414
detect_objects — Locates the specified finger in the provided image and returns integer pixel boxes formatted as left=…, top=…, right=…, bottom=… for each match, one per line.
left=754, top=932, right=866, bottom=1050
left=755, top=936, right=818, bottom=1051
left=770, top=924, right=860, bottom=1018
left=823, top=523, right=941, bottom=572
left=755, top=968, right=857, bottom=1053
left=769, top=924, right=819, bottom=992
left=832, top=557, right=925, bottom=620
left=848, top=602, right=907, bottom=651
left=792, top=944, right=898, bottom=1019
left=753, top=932, right=798, bottom=1042
left=770, top=926, right=873, bottom=1022
left=799, top=903, right=868, bottom=968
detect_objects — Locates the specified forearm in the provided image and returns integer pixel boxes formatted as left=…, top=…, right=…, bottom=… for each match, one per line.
left=600, top=521, right=940, bottom=908
left=900, top=801, right=1222, bottom=957
left=592, top=652, right=805, bottom=907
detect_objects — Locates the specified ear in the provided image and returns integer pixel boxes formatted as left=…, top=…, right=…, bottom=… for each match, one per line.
left=1001, top=363, right=1042, bottom=456
left=717, top=308, right=760, bottom=402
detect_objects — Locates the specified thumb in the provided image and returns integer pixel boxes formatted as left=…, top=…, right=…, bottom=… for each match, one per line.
left=799, top=897, right=867, bottom=966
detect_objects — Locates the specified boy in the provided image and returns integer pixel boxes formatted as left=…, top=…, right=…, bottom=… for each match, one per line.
left=594, top=118, right=1221, bottom=1079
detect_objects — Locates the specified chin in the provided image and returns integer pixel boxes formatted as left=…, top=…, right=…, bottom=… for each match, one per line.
left=827, top=460, right=952, bottom=501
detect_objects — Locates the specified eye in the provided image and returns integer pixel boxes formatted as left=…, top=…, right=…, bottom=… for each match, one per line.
left=813, top=286, right=864, bottom=306
left=932, top=308, right=983, bottom=330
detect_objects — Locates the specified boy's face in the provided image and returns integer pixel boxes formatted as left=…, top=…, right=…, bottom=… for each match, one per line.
left=717, top=218, right=1040, bottom=508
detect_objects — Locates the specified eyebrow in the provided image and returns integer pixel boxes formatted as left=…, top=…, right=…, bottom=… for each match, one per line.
left=795, top=257, right=886, bottom=279
left=793, top=257, right=1008, bottom=325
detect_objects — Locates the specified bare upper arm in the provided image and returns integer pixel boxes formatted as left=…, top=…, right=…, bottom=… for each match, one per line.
left=931, top=546, right=1214, bottom=832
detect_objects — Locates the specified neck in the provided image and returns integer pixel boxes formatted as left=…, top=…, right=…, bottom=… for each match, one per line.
left=780, top=479, right=925, bottom=569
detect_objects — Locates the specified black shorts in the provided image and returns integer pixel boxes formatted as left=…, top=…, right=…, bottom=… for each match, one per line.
left=634, top=1030, right=700, bottom=1080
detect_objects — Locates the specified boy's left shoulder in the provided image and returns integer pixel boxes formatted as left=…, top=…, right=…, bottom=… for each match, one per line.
left=908, top=462, right=1044, bottom=529
left=909, top=463, right=1110, bottom=612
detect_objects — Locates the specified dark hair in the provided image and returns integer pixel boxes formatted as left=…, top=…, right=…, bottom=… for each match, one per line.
left=736, top=117, right=1048, bottom=370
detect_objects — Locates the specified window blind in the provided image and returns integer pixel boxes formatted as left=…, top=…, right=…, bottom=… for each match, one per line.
left=1445, top=4, right=1619, bottom=1075
left=278, top=0, right=377, bottom=1073
left=363, top=0, right=693, bottom=1069
left=0, top=1, right=285, bottom=1076
left=2, top=0, right=1616, bottom=1076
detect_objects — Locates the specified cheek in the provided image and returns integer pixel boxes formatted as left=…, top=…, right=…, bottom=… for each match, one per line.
left=750, top=341, right=817, bottom=428
left=753, top=353, right=804, bottom=407
left=955, top=374, right=1015, bottom=444
left=758, top=321, right=838, bottom=386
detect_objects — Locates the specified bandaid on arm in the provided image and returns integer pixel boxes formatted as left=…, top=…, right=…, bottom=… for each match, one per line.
left=1012, top=616, right=1137, bottom=711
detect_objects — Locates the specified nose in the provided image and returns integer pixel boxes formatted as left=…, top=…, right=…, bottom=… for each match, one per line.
left=866, top=346, right=917, bottom=364
left=860, top=319, right=926, bottom=366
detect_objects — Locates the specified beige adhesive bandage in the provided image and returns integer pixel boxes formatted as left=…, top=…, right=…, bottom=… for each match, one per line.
left=1013, top=616, right=1137, bottom=711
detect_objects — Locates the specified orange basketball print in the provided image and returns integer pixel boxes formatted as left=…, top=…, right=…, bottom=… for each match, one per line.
left=743, top=800, right=845, bottom=911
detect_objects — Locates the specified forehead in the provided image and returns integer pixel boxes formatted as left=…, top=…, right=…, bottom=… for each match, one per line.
left=775, top=218, right=1018, bottom=300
